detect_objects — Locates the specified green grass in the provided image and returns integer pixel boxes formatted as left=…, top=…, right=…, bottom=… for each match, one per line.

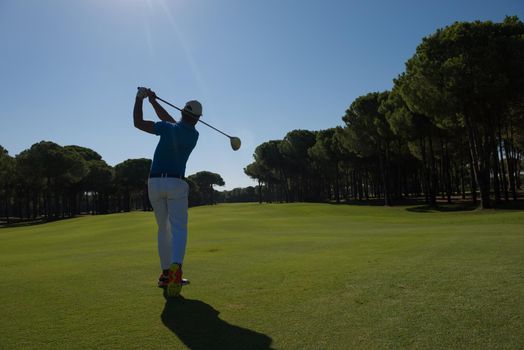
left=1, top=203, right=523, bottom=349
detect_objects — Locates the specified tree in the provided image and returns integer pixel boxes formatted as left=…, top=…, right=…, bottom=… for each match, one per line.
left=64, top=145, right=102, bottom=161
left=341, top=92, right=395, bottom=205
left=64, top=145, right=105, bottom=215
left=381, top=84, right=441, bottom=205
left=400, top=17, right=524, bottom=208
left=219, top=187, right=258, bottom=203
left=280, top=130, right=317, bottom=201
left=83, top=160, right=114, bottom=214
left=308, top=128, right=347, bottom=202
left=16, top=141, right=87, bottom=219
left=114, top=158, right=151, bottom=212
left=244, top=162, right=270, bottom=203
left=186, top=177, right=202, bottom=207
left=0, top=146, right=16, bottom=223
left=252, top=141, right=289, bottom=202
left=187, top=171, right=225, bottom=205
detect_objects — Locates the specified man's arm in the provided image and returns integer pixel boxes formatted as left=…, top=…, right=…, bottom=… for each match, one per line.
left=148, top=91, right=176, bottom=123
left=133, top=97, right=156, bottom=134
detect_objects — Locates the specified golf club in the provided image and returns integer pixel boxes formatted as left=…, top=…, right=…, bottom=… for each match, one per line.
left=138, top=87, right=241, bottom=151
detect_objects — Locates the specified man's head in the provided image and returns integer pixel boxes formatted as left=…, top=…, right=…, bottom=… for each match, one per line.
left=181, top=100, right=202, bottom=125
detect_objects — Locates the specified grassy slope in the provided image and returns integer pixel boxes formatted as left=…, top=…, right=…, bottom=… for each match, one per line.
left=0, top=203, right=523, bottom=349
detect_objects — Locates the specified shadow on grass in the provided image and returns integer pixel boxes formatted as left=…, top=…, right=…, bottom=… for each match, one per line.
left=327, top=198, right=426, bottom=207
left=406, top=199, right=524, bottom=213
left=0, top=215, right=86, bottom=228
left=406, top=203, right=477, bottom=213
left=161, top=293, right=274, bottom=350
left=0, top=218, right=52, bottom=228
left=491, top=199, right=524, bottom=210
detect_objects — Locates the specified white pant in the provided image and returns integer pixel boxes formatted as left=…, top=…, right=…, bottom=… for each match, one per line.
left=147, top=177, right=189, bottom=270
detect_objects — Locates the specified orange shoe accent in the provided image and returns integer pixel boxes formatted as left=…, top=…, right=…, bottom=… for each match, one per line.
left=167, top=263, right=183, bottom=297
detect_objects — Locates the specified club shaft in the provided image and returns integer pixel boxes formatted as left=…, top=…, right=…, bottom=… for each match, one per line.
left=155, top=96, right=232, bottom=139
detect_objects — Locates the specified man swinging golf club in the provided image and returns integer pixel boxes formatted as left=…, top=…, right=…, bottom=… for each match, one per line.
left=133, top=87, right=201, bottom=297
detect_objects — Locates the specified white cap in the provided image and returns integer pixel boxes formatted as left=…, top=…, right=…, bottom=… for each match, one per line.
left=183, top=100, right=203, bottom=117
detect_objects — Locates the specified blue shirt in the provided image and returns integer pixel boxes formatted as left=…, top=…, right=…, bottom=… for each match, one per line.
left=150, top=121, right=199, bottom=177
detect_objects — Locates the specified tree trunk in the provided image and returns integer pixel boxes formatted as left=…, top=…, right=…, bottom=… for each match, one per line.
left=490, top=130, right=501, bottom=204
left=364, top=170, right=369, bottom=200
left=420, top=137, right=430, bottom=203
left=497, top=117, right=509, bottom=201
left=4, top=185, right=10, bottom=225
left=465, top=116, right=491, bottom=208
left=428, top=135, right=437, bottom=207
left=335, top=161, right=340, bottom=203
left=443, top=137, right=452, bottom=203
left=460, top=155, right=466, bottom=200
left=504, top=138, right=517, bottom=200
left=379, top=147, right=391, bottom=206
left=124, top=189, right=130, bottom=212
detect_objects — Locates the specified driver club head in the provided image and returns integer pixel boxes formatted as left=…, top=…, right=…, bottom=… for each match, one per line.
left=230, top=137, right=241, bottom=151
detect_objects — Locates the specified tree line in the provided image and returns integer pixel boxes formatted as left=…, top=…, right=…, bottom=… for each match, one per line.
left=0, top=141, right=225, bottom=224
left=244, top=17, right=524, bottom=209
left=2, top=17, right=523, bottom=221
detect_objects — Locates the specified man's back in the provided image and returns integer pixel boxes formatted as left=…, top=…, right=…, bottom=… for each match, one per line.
left=151, top=121, right=199, bottom=177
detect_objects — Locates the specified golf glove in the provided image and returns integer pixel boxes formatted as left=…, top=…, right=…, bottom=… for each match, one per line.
left=136, top=87, right=149, bottom=100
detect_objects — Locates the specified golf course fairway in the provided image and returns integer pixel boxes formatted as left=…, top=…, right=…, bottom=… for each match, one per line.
left=1, top=203, right=523, bottom=349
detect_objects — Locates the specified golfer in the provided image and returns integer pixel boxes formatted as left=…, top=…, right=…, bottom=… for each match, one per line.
left=133, top=87, right=201, bottom=297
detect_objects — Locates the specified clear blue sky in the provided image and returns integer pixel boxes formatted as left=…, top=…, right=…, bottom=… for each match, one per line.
left=1, top=0, right=522, bottom=190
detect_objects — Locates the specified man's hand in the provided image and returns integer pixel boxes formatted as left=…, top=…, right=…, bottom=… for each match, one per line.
left=147, top=89, right=157, bottom=101
left=137, top=87, right=149, bottom=100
